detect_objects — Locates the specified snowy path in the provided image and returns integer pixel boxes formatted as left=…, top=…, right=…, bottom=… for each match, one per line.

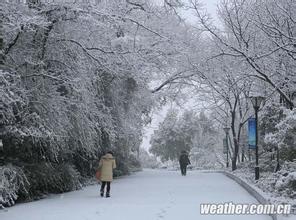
left=1, top=169, right=271, bottom=220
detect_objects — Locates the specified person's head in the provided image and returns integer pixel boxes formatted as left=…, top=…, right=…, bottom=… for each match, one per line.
left=181, top=150, right=187, bottom=154
left=106, top=151, right=114, bottom=156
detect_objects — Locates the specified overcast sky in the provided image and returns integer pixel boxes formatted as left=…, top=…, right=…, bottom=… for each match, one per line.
left=199, top=0, right=220, bottom=21
left=181, top=0, right=220, bottom=24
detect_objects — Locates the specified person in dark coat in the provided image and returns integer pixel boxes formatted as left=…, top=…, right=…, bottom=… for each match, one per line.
left=179, top=150, right=191, bottom=176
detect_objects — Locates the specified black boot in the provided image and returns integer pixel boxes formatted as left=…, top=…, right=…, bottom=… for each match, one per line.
left=100, top=190, right=104, bottom=197
left=106, top=192, right=110, bottom=198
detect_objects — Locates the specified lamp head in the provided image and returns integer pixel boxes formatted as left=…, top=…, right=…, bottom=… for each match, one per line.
left=250, top=96, right=265, bottom=109
left=223, top=127, right=230, bottom=134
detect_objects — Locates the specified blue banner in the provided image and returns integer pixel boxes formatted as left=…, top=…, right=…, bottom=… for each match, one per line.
left=248, top=118, right=256, bottom=149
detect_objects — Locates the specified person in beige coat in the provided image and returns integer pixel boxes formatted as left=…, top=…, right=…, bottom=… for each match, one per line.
left=98, top=151, right=116, bottom=197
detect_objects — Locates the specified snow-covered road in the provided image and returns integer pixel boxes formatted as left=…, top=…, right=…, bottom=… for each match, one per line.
left=1, top=169, right=271, bottom=220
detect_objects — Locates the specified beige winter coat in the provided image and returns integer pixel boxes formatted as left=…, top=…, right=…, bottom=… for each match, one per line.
left=98, top=153, right=116, bottom=182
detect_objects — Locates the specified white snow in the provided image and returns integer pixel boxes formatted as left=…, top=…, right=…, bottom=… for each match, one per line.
left=0, top=170, right=272, bottom=220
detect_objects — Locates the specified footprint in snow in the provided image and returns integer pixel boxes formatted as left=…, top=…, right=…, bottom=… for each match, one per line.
left=157, top=208, right=167, bottom=219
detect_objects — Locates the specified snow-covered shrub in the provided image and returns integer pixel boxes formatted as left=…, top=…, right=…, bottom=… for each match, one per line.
left=56, top=164, right=82, bottom=192
left=255, top=161, right=296, bottom=199
left=260, top=103, right=285, bottom=151
left=274, top=171, right=296, bottom=199
left=259, top=151, right=279, bottom=172
left=234, top=160, right=296, bottom=208
left=127, top=153, right=141, bottom=172
left=24, top=163, right=82, bottom=198
left=139, top=148, right=160, bottom=169
left=113, top=153, right=130, bottom=177
left=264, top=108, right=296, bottom=161
left=0, top=165, right=29, bottom=208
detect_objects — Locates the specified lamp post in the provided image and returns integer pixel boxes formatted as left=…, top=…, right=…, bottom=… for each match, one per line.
left=223, top=127, right=230, bottom=168
left=250, top=96, right=265, bottom=180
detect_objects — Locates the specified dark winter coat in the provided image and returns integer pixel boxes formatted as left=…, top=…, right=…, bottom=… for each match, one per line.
left=179, top=153, right=191, bottom=167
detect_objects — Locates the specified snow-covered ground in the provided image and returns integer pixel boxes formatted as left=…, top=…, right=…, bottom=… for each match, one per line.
left=0, top=170, right=271, bottom=220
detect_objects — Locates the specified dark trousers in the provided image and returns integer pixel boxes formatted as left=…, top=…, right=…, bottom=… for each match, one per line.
left=100, top=181, right=111, bottom=193
left=180, top=165, right=187, bottom=176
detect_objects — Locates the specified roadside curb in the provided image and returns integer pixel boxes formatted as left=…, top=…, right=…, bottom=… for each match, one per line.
left=220, top=171, right=277, bottom=220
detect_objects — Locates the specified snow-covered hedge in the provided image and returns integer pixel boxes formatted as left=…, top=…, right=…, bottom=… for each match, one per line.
left=0, top=163, right=84, bottom=208
left=0, top=165, right=29, bottom=208
left=234, top=160, right=296, bottom=207
left=263, top=107, right=296, bottom=161
left=272, top=162, right=296, bottom=199
left=24, top=163, right=82, bottom=197
left=274, top=172, right=296, bottom=199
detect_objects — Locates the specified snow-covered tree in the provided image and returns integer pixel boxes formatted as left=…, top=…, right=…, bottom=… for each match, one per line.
left=0, top=0, right=194, bottom=206
left=150, top=109, right=220, bottom=168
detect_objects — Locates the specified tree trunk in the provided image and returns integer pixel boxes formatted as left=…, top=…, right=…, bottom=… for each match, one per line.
left=232, top=138, right=239, bottom=171
left=231, top=110, right=239, bottom=171
left=231, top=158, right=237, bottom=171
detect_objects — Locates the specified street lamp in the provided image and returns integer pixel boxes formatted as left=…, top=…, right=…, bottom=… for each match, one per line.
left=250, top=96, right=265, bottom=180
left=223, top=127, right=230, bottom=168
